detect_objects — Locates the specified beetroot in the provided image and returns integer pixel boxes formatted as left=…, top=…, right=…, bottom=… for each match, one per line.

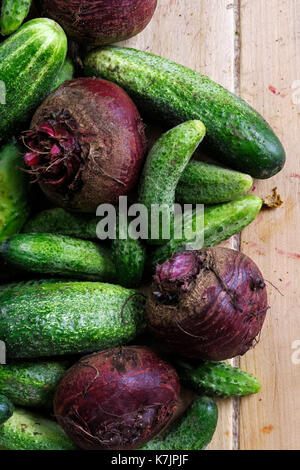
left=36, top=0, right=158, bottom=46
left=54, top=346, right=180, bottom=450
left=23, top=78, right=146, bottom=213
left=146, top=248, right=269, bottom=361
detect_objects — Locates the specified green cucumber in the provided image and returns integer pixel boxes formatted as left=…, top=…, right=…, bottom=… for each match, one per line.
left=151, top=195, right=262, bottom=267
left=140, top=396, right=218, bottom=450
left=0, top=361, right=69, bottom=408
left=1, top=233, right=117, bottom=282
left=177, top=161, right=253, bottom=205
left=50, top=58, right=74, bottom=92
left=0, top=143, right=30, bottom=243
left=0, top=18, right=67, bottom=138
left=177, top=361, right=261, bottom=398
left=0, top=280, right=146, bottom=358
left=1, top=0, right=32, bottom=35
left=85, top=46, right=285, bottom=179
left=0, top=395, right=14, bottom=425
left=23, top=208, right=98, bottom=239
left=0, top=408, right=77, bottom=450
left=139, top=121, right=206, bottom=245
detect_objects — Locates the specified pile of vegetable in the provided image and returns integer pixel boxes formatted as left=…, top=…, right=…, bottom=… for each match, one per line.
left=0, top=0, right=285, bottom=451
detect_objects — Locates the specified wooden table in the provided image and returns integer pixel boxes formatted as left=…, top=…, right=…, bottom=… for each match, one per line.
left=121, top=0, right=300, bottom=450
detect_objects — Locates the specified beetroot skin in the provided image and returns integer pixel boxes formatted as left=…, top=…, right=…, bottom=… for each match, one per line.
left=24, top=78, right=146, bottom=213
left=36, top=0, right=158, bottom=46
left=146, top=248, right=269, bottom=361
left=54, top=346, right=180, bottom=450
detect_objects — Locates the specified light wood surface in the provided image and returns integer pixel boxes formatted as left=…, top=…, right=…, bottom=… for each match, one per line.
left=122, top=0, right=299, bottom=450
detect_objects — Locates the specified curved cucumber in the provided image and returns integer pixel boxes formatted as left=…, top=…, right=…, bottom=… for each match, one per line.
left=0, top=395, right=14, bottom=425
left=177, top=361, right=261, bottom=398
left=0, top=280, right=146, bottom=358
left=0, top=18, right=67, bottom=138
left=1, top=0, right=32, bottom=35
left=85, top=46, right=285, bottom=179
left=50, top=58, right=74, bottom=92
left=0, top=408, right=77, bottom=450
left=1, top=233, right=117, bottom=282
left=0, top=361, right=69, bottom=408
left=151, top=195, right=262, bottom=267
left=177, top=161, right=253, bottom=205
left=141, top=397, right=218, bottom=450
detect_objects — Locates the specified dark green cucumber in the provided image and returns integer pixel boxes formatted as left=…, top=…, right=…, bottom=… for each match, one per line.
left=23, top=208, right=98, bottom=239
left=177, top=161, right=253, bottom=205
left=0, top=280, right=146, bottom=358
left=0, top=361, right=69, bottom=408
left=151, top=195, right=262, bottom=267
left=85, top=46, right=285, bottom=179
left=0, top=18, right=67, bottom=138
left=139, top=121, right=206, bottom=244
left=1, top=0, right=32, bottom=35
left=177, top=361, right=261, bottom=398
left=140, top=397, right=218, bottom=450
left=50, top=58, right=74, bottom=92
left=0, top=143, right=30, bottom=243
left=0, top=408, right=77, bottom=450
left=0, top=394, right=14, bottom=425
left=1, top=233, right=117, bottom=282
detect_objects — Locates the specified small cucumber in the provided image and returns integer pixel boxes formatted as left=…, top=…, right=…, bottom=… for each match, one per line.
left=0, top=143, right=30, bottom=243
left=0, top=361, right=69, bottom=408
left=0, top=395, right=14, bottom=425
left=23, top=208, right=98, bottom=239
left=84, top=46, right=285, bottom=179
left=140, top=396, right=218, bottom=450
left=50, top=58, right=74, bottom=92
left=0, top=408, right=77, bottom=450
left=0, top=280, right=146, bottom=358
left=1, top=0, right=32, bottom=35
left=177, top=361, right=261, bottom=398
left=177, top=161, right=253, bottom=205
left=1, top=233, right=117, bottom=282
left=151, top=195, right=262, bottom=267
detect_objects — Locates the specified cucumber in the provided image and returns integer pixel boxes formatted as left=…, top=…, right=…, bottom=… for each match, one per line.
left=0, top=408, right=77, bottom=450
left=139, top=121, right=206, bottom=244
left=1, top=233, right=117, bottom=282
left=177, top=361, right=261, bottom=398
left=0, top=143, right=30, bottom=243
left=151, top=195, right=262, bottom=267
left=140, top=396, right=218, bottom=450
left=0, top=18, right=67, bottom=138
left=50, top=58, right=74, bottom=92
left=0, top=394, right=14, bottom=425
left=1, top=0, right=32, bottom=35
left=177, top=161, right=253, bottom=205
left=23, top=208, right=98, bottom=239
left=85, top=46, right=285, bottom=179
left=0, top=280, right=146, bottom=358
left=0, top=361, right=69, bottom=408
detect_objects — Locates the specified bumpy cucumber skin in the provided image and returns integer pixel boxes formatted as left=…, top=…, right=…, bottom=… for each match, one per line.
left=0, top=361, right=69, bottom=408
left=0, top=394, right=14, bottom=425
left=177, top=161, right=253, bottom=205
left=141, top=397, right=218, bottom=450
left=50, top=58, right=74, bottom=91
left=0, top=143, right=30, bottom=243
left=23, top=208, right=98, bottom=239
left=0, top=18, right=67, bottom=137
left=85, top=46, right=285, bottom=179
left=0, top=408, right=77, bottom=450
left=0, top=280, right=146, bottom=358
left=1, top=0, right=32, bottom=35
left=177, top=361, right=261, bottom=398
left=1, top=233, right=117, bottom=282
left=151, top=195, right=262, bottom=267
left=112, top=235, right=146, bottom=288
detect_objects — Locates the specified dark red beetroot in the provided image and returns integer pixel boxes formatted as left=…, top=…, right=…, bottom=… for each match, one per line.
left=146, top=248, right=269, bottom=361
left=36, top=0, right=158, bottom=46
left=54, top=346, right=180, bottom=450
left=23, top=78, right=146, bottom=213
